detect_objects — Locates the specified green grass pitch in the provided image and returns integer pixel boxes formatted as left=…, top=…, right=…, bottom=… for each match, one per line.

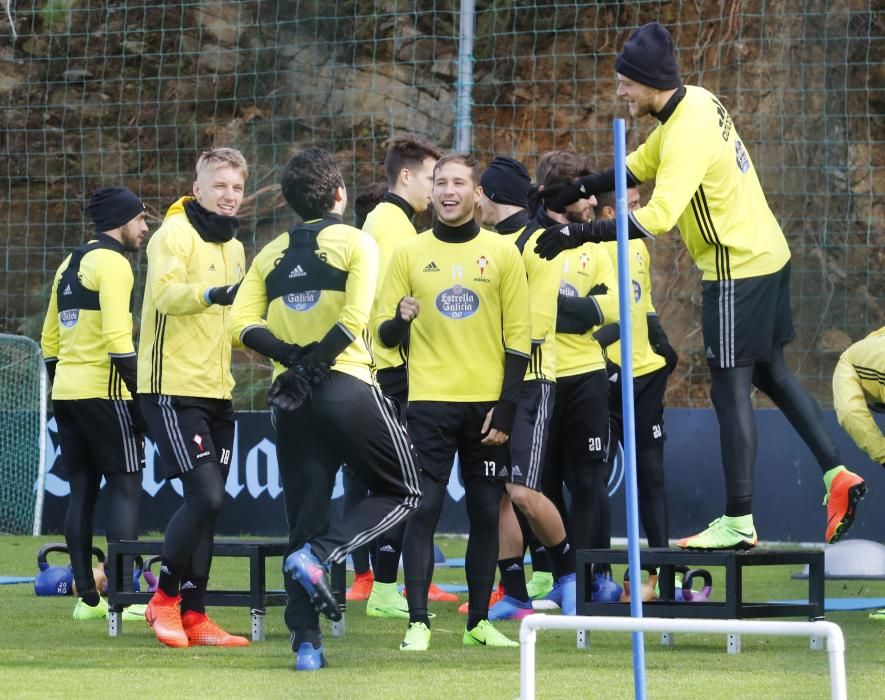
left=2, top=535, right=884, bottom=699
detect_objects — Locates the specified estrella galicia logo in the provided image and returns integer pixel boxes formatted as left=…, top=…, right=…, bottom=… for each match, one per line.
left=559, top=280, right=579, bottom=298
left=283, top=290, right=321, bottom=311
left=59, top=309, right=79, bottom=328
left=632, top=279, right=641, bottom=302
left=436, top=284, right=479, bottom=319
left=735, top=139, right=750, bottom=173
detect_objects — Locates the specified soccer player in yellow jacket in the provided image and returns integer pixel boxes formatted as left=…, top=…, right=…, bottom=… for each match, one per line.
left=833, top=327, right=885, bottom=620
left=41, top=187, right=148, bottom=622
left=374, top=153, right=531, bottom=651
left=230, top=147, right=421, bottom=671
left=534, top=22, right=865, bottom=550
left=531, top=151, right=620, bottom=600
left=139, top=148, right=249, bottom=648
left=359, top=136, right=445, bottom=615
left=476, top=156, right=579, bottom=620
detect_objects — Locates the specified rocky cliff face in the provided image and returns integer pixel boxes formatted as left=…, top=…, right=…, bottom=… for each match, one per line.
left=1, top=0, right=880, bottom=407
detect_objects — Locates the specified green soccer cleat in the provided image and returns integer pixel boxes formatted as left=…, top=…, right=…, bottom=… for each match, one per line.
left=366, top=581, right=410, bottom=619
left=526, top=571, right=555, bottom=600
left=73, top=596, right=109, bottom=621
left=869, top=609, right=885, bottom=622
left=399, top=621, right=431, bottom=651
left=676, top=515, right=758, bottom=551
left=123, top=603, right=148, bottom=621
left=463, top=619, right=519, bottom=648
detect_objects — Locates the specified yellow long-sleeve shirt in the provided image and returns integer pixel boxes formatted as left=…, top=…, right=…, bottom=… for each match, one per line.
left=555, top=243, right=618, bottom=378
left=41, top=237, right=136, bottom=400
left=602, top=239, right=666, bottom=377
left=372, top=227, right=531, bottom=402
left=833, top=327, right=885, bottom=464
left=627, top=85, right=791, bottom=281
left=137, top=196, right=245, bottom=398
left=230, top=217, right=379, bottom=384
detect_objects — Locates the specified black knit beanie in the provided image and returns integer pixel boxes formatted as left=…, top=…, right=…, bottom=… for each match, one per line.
left=615, top=22, right=681, bottom=90
left=480, top=156, right=531, bottom=207
left=87, top=187, right=145, bottom=231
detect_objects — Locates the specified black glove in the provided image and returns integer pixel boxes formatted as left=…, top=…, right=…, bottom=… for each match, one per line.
left=298, top=344, right=334, bottom=385
left=655, top=342, right=679, bottom=374
left=647, top=314, right=678, bottom=374
left=534, top=222, right=594, bottom=259
left=128, top=396, right=149, bottom=436
left=538, top=181, right=588, bottom=213
left=207, top=282, right=241, bottom=306
left=267, top=367, right=312, bottom=412
left=44, top=359, right=57, bottom=385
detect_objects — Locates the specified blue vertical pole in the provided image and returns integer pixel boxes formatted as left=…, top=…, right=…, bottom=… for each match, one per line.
left=614, top=118, right=647, bottom=699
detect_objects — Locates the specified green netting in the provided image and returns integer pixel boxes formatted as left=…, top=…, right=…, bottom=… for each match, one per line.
left=0, top=334, right=45, bottom=534
left=1, top=1, right=881, bottom=409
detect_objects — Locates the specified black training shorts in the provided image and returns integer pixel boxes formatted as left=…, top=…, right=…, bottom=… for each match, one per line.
left=53, top=398, right=144, bottom=475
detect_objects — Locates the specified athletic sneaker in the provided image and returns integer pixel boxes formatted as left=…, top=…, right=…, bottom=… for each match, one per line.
left=824, top=467, right=867, bottom=544
left=347, top=570, right=374, bottom=601
left=463, top=619, right=519, bottom=648
left=295, top=641, right=327, bottom=670
left=122, top=603, right=148, bottom=621
left=558, top=573, right=577, bottom=615
left=73, top=596, right=109, bottom=620
left=427, top=582, right=459, bottom=602
left=459, top=583, right=505, bottom=614
left=366, top=581, right=409, bottom=618
left=181, top=611, right=249, bottom=646
left=869, top=609, right=885, bottom=622
left=399, top=621, right=431, bottom=652
left=145, top=590, right=188, bottom=648
left=676, top=515, right=758, bottom=550
left=526, top=571, right=555, bottom=600
left=284, top=544, right=341, bottom=622
left=488, top=594, right=534, bottom=621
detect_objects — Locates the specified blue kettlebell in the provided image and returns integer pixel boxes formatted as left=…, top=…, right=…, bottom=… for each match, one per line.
left=591, top=571, right=624, bottom=603
left=132, top=554, right=144, bottom=593
left=35, top=543, right=74, bottom=596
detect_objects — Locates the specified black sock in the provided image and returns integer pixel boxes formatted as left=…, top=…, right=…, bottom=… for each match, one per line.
left=82, top=589, right=101, bottom=607
left=548, top=538, right=576, bottom=579
left=725, top=499, right=753, bottom=517
left=466, top=613, right=485, bottom=631
left=409, top=613, right=430, bottom=627
left=498, top=557, right=529, bottom=602
left=157, top=559, right=182, bottom=598
left=180, top=576, right=207, bottom=614
left=530, top=543, right=551, bottom=573
left=373, top=526, right=404, bottom=584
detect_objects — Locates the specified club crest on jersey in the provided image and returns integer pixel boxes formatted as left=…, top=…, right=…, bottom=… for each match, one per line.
left=436, top=284, right=479, bottom=319
left=283, top=290, right=321, bottom=311
left=558, top=280, right=579, bottom=298
left=59, top=308, right=79, bottom=327
left=579, top=252, right=589, bottom=270
left=476, top=255, right=488, bottom=278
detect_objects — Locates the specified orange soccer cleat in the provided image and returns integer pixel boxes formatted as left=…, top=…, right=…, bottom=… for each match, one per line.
left=458, top=582, right=505, bottom=614
left=427, top=582, right=459, bottom=603
left=181, top=611, right=250, bottom=647
left=145, top=590, right=188, bottom=648
left=825, top=468, right=867, bottom=544
left=346, top=570, right=374, bottom=601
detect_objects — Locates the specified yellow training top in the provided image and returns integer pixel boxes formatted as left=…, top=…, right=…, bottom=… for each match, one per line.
left=602, top=239, right=666, bottom=377
left=41, top=237, right=136, bottom=400
left=555, top=243, right=618, bottom=378
left=373, top=227, right=531, bottom=402
left=627, top=85, right=791, bottom=281
left=833, top=326, right=885, bottom=464
left=230, top=217, right=379, bottom=384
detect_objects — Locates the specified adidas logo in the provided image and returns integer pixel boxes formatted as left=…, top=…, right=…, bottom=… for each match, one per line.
left=209, top=264, right=216, bottom=272
left=180, top=580, right=197, bottom=590
left=512, top=465, right=522, bottom=477
left=560, top=226, right=570, bottom=236
left=160, top=565, right=170, bottom=574
left=423, top=261, right=440, bottom=272
left=506, top=563, right=522, bottom=572
left=579, top=184, right=586, bottom=193
left=609, top=372, right=619, bottom=382
left=498, top=466, right=508, bottom=477
left=289, top=265, right=307, bottom=278
left=379, top=545, right=396, bottom=553
left=706, top=346, right=715, bottom=359
left=62, top=284, right=72, bottom=295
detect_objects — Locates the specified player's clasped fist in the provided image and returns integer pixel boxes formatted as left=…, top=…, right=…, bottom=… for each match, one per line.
left=398, top=296, right=420, bottom=322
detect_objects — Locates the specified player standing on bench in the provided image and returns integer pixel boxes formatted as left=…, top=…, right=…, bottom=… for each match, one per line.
left=41, top=187, right=149, bottom=622
left=140, top=148, right=249, bottom=648
left=231, top=147, right=422, bottom=671
left=534, top=22, right=866, bottom=549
